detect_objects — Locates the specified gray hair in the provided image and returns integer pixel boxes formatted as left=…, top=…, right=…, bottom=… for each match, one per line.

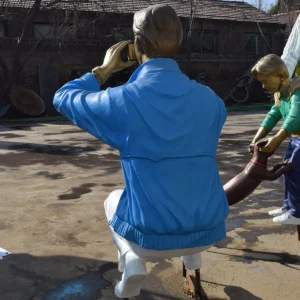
left=133, top=4, right=183, bottom=58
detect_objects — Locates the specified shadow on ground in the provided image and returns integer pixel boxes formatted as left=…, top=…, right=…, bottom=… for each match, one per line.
left=209, top=247, right=300, bottom=271
left=224, top=286, right=262, bottom=300
left=0, top=254, right=188, bottom=300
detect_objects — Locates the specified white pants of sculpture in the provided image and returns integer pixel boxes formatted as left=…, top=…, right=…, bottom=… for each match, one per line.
left=281, top=14, right=300, bottom=78
left=0, top=247, right=10, bottom=260
left=104, top=189, right=212, bottom=298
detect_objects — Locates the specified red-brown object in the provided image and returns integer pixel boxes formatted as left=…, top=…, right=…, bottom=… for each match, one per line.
left=183, top=263, right=208, bottom=300
left=10, top=87, right=45, bottom=116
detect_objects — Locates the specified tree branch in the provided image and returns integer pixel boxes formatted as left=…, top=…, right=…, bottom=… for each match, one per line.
left=18, top=0, right=42, bottom=46
left=255, top=20, right=272, bottom=52
left=0, top=0, right=119, bottom=106
left=20, top=39, right=43, bottom=71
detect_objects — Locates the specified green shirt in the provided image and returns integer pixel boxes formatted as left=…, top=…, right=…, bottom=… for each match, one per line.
left=261, top=90, right=300, bottom=135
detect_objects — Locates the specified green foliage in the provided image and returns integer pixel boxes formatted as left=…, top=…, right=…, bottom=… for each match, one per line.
left=268, top=0, right=280, bottom=15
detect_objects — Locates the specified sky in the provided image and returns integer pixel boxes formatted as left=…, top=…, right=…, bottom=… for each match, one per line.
left=245, top=0, right=277, bottom=10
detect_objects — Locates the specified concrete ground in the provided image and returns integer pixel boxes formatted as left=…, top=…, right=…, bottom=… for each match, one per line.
left=0, top=111, right=299, bottom=300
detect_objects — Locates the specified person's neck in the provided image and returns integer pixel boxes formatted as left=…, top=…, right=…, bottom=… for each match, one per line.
left=141, top=55, right=151, bottom=64
left=141, top=55, right=175, bottom=64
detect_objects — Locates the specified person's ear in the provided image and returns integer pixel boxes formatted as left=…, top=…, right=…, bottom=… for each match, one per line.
left=135, top=36, right=144, bottom=54
left=277, top=71, right=286, bottom=82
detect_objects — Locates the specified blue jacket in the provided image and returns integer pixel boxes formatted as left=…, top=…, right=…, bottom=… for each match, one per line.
left=53, top=58, right=229, bottom=250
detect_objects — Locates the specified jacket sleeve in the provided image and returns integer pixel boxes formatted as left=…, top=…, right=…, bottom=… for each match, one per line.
left=261, top=105, right=282, bottom=132
left=281, top=90, right=300, bottom=135
left=218, top=95, right=227, bottom=128
left=53, top=73, right=129, bottom=151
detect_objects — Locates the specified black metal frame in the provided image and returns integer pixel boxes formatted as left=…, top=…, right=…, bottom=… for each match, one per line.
left=183, top=263, right=209, bottom=300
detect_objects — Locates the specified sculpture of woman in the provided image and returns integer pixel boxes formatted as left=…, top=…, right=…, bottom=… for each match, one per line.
left=250, top=54, right=300, bottom=225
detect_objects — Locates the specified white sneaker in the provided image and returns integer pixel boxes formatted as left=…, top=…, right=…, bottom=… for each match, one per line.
left=115, top=252, right=147, bottom=298
left=273, top=212, right=300, bottom=225
left=268, top=207, right=288, bottom=217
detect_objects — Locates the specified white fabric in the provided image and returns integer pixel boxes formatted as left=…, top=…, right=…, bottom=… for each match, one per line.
left=0, top=247, right=10, bottom=260
left=104, top=189, right=212, bottom=270
left=281, top=14, right=300, bottom=78
left=114, top=251, right=147, bottom=298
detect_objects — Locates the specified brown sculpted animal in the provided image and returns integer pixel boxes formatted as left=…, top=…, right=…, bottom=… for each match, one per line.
left=224, top=141, right=293, bottom=206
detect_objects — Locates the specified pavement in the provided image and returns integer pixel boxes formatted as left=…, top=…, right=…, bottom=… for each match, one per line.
left=0, top=111, right=299, bottom=300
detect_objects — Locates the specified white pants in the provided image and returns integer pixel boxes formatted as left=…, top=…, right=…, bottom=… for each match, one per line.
left=104, top=189, right=212, bottom=270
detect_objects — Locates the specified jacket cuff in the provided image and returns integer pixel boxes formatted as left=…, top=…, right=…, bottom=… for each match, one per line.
left=261, top=120, right=275, bottom=132
left=80, top=73, right=101, bottom=91
left=281, top=123, right=292, bottom=136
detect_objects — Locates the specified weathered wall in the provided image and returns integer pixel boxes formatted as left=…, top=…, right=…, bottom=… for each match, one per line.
left=178, top=19, right=285, bottom=101
left=1, top=10, right=285, bottom=116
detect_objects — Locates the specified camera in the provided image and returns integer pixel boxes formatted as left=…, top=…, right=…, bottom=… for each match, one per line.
left=121, top=43, right=137, bottom=62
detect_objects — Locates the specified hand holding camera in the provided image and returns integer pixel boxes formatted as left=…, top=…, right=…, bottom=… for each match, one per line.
left=92, top=41, right=137, bottom=85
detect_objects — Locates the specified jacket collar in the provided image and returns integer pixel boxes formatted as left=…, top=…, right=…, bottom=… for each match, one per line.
left=128, top=58, right=181, bottom=83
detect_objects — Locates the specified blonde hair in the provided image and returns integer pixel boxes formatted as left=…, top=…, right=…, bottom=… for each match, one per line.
left=251, top=54, right=289, bottom=79
left=251, top=54, right=289, bottom=107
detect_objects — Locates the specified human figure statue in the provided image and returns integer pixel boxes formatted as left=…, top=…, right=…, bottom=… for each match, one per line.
left=250, top=54, right=300, bottom=225
left=53, top=4, right=228, bottom=299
